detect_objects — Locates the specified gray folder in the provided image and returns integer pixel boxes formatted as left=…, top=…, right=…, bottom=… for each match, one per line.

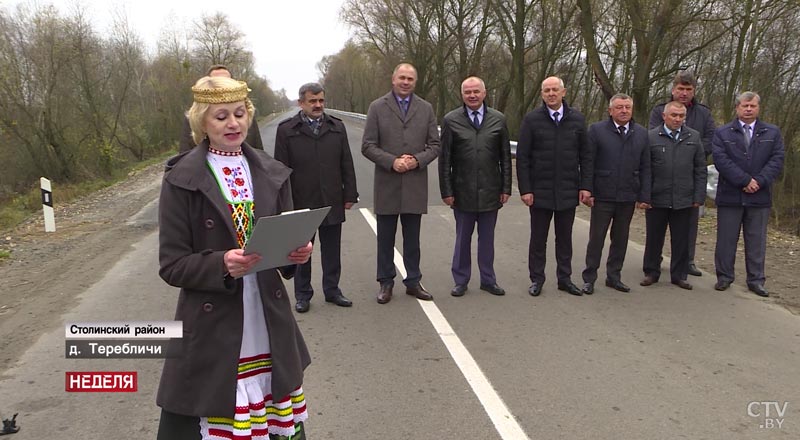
left=240, top=206, right=331, bottom=276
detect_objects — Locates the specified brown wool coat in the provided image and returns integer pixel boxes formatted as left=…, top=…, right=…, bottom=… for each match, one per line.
left=157, top=141, right=310, bottom=418
left=361, top=92, right=441, bottom=215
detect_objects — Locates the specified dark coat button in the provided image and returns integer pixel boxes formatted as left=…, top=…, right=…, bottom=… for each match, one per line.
left=274, top=289, right=283, bottom=299
left=202, top=302, right=213, bottom=312
left=205, top=219, right=214, bottom=229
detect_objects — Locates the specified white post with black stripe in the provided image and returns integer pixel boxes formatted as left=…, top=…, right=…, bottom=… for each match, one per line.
left=40, top=177, right=55, bottom=232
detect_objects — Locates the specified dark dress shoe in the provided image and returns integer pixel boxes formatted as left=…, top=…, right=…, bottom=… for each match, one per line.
left=325, top=294, right=353, bottom=307
left=480, top=283, right=506, bottom=296
left=558, top=281, right=583, bottom=296
left=688, top=263, right=702, bottom=276
left=406, top=285, right=433, bottom=301
left=605, top=279, right=631, bottom=292
left=451, top=284, right=467, bottom=297
left=640, top=275, right=658, bottom=286
left=295, top=300, right=310, bottom=313
left=529, top=282, right=542, bottom=296
left=377, top=284, right=393, bottom=304
left=748, top=284, right=769, bottom=297
left=582, top=283, right=594, bottom=295
left=671, top=279, right=693, bottom=290
left=714, top=280, right=731, bottom=291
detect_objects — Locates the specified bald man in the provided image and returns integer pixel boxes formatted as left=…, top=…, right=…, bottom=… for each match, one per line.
left=516, top=76, right=591, bottom=297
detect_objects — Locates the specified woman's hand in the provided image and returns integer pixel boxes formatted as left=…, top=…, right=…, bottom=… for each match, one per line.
left=224, top=249, right=262, bottom=278
left=288, top=242, right=313, bottom=264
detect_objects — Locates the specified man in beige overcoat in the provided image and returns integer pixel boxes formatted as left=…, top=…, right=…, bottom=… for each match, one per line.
left=362, top=63, right=441, bottom=304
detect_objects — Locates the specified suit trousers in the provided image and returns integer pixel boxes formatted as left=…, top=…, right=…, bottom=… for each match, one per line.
left=376, top=214, right=422, bottom=287
left=294, top=223, right=343, bottom=301
left=582, top=201, right=635, bottom=284
left=643, top=207, right=692, bottom=281
left=451, top=208, right=499, bottom=286
left=714, top=206, right=769, bottom=286
left=528, top=207, right=576, bottom=284
left=688, top=206, right=700, bottom=263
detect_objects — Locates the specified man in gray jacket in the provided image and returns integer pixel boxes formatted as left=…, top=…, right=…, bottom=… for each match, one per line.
left=439, top=76, right=512, bottom=297
left=362, top=63, right=441, bottom=304
left=649, top=71, right=715, bottom=276
left=581, top=94, right=650, bottom=295
left=640, top=101, right=707, bottom=290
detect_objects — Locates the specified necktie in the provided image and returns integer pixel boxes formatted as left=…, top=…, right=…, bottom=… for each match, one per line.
left=309, top=119, right=320, bottom=135
left=743, top=125, right=751, bottom=144
left=472, top=111, right=480, bottom=128
left=672, top=131, right=680, bottom=142
left=618, top=125, right=626, bottom=136
left=553, top=111, right=560, bottom=126
left=400, top=99, right=409, bottom=115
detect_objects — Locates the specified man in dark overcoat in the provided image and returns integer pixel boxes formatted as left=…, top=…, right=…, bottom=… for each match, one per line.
left=275, top=83, right=359, bottom=313
left=649, top=71, right=715, bottom=276
left=580, top=93, right=651, bottom=295
left=439, top=76, right=512, bottom=297
left=712, top=92, right=784, bottom=297
left=640, top=101, right=707, bottom=290
left=516, top=76, right=592, bottom=297
left=362, top=63, right=441, bottom=304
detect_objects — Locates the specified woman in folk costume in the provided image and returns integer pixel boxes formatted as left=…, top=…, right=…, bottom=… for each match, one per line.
left=157, top=75, right=313, bottom=440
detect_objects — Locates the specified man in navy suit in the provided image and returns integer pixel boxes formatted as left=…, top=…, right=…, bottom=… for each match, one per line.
left=712, top=92, right=785, bottom=297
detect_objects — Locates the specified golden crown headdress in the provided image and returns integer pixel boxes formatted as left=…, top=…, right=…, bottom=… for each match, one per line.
left=192, top=80, right=250, bottom=104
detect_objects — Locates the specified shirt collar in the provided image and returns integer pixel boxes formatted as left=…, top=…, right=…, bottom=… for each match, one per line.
left=663, top=124, right=680, bottom=137
left=548, top=106, right=563, bottom=119
left=466, top=104, right=484, bottom=117
left=300, top=111, right=322, bottom=124
left=738, top=120, right=754, bottom=131
left=393, top=92, right=412, bottom=105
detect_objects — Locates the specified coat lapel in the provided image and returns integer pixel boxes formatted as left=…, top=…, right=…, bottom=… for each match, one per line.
left=384, top=92, right=407, bottom=122
left=178, top=143, right=240, bottom=244
left=405, top=95, right=419, bottom=122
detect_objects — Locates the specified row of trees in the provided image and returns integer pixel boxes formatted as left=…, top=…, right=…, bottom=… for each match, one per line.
left=0, top=5, right=289, bottom=201
left=321, top=0, right=800, bottom=231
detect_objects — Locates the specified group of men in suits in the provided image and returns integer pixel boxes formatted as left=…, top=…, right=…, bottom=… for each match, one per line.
left=190, top=64, right=784, bottom=310
left=358, top=66, right=783, bottom=303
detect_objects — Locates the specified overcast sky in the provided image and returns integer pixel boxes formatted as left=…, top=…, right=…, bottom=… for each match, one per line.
left=2, top=0, right=353, bottom=96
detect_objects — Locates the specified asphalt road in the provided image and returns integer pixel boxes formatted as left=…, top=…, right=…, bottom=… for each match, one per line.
left=0, top=112, right=797, bottom=439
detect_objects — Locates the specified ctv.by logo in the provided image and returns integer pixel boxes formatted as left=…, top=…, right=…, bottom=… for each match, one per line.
left=747, top=401, right=789, bottom=429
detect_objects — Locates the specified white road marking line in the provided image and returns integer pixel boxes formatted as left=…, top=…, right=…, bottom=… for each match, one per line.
left=359, top=208, right=530, bottom=440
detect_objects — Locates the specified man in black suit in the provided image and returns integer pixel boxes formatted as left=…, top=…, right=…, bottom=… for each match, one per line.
left=516, top=76, right=591, bottom=297
left=581, top=93, right=650, bottom=294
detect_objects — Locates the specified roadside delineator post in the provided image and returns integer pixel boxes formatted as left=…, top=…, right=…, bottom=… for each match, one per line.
left=40, top=177, right=55, bottom=232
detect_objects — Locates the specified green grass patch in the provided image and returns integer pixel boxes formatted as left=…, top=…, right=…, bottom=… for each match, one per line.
left=0, top=249, right=10, bottom=259
left=0, top=150, right=174, bottom=231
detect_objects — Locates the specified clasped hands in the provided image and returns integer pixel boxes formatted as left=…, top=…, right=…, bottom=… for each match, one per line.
left=392, top=154, right=419, bottom=173
left=224, top=242, right=313, bottom=278
left=743, top=178, right=760, bottom=194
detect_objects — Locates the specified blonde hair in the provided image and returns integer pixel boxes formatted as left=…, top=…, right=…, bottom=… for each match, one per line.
left=186, top=76, right=255, bottom=145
